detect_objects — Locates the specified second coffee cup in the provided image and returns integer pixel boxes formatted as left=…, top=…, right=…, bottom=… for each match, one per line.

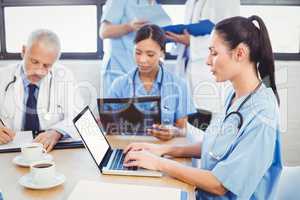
left=21, top=143, right=47, bottom=163
left=30, top=161, right=56, bottom=185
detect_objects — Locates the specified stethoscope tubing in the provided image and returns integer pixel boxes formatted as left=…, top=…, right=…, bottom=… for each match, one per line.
left=132, top=64, right=164, bottom=98
left=209, top=81, right=263, bottom=161
left=4, top=67, right=53, bottom=113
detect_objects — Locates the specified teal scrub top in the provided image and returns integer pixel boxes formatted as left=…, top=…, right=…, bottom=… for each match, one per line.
left=199, top=84, right=282, bottom=199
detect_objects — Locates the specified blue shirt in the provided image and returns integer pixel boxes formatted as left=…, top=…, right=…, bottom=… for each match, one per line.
left=107, top=67, right=195, bottom=124
left=101, top=0, right=171, bottom=77
left=198, top=84, right=282, bottom=199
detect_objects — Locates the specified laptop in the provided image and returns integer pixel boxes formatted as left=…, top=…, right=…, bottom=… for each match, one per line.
left=73, top=106, right=163, bottom=177
left=97, top=96, right=161, bottom=136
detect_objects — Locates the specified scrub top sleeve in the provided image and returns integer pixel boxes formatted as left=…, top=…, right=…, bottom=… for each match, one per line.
left=175, top=79, right=195, bottom=120
left=101, top=0, right=127, bottom=24
left=107, top=78, right=122, bottom=98
left=211, top=114, right=278, bottom=199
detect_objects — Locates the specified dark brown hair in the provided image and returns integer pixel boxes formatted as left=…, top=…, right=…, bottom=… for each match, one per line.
left=215, top=15, right=280, bottom=104
left=134, top=24, right=166, bottom=51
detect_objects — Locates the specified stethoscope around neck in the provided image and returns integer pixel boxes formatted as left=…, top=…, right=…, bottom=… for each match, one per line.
left=4, top=69, right=53, bottom=117
left=132, top=63, right=164, bottom=98
left=208, top=81, right=263, bottom=161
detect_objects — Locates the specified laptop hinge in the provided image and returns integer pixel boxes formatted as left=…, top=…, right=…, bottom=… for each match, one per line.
left=100, top=147, right=113, bottom=170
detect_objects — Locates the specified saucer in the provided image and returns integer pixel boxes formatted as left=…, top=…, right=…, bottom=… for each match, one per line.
left=12, top=154, right=53, bottom=167
left=19, top=172, right=66, bottom=190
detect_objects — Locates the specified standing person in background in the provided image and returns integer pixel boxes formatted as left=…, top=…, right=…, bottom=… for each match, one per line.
left=165, top=0, right=240, bottom=111
left=99, top=0, right=171, bottom=97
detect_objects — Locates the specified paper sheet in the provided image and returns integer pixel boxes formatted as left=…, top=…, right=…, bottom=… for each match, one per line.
left=0, top=131, right=33, bottom=150
left=68, top=180, right=187, bottom=200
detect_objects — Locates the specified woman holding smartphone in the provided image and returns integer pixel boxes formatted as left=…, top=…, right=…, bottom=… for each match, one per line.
left=108, top=24, right=195, bottom=141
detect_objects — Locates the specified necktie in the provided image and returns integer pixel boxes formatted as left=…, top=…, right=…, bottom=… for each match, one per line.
left=24, top=84, right=40, bottom=132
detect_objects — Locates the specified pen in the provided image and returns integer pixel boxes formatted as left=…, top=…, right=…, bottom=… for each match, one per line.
left=0, top=118, right=6, bottom=127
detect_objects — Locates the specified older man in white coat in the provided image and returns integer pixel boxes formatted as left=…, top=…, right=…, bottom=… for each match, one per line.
left=0, top=29, right=84, bottom=151
left=166, top=0, right=240, bottom=112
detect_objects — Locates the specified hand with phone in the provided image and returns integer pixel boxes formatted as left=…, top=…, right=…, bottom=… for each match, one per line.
left=147, top=124, right=182, bottom=141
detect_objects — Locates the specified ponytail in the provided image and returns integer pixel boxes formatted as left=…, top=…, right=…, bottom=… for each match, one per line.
left=248, top=15, right=280, bottom=105
left=215, top=15, right=280, bottom=105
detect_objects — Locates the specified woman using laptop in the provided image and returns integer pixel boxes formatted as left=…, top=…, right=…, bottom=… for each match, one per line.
left=107, top=24, right=195, bottom=140
left=124, top=16, right=282, bottom=199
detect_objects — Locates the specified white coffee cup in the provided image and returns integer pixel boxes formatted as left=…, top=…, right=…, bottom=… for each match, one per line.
left=21, top=143, right=47, bottom=163
left=30, top=161, right=56, bottom=185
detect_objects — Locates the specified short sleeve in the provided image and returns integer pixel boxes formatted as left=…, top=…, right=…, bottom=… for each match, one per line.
left=101, top=0, right=127, bottom=24
left=107, top=75, right=132, bottom=98
left=107, top=77, right=122, bottom=98
left=211, top=110, right=279, bottom=199
left=175, top=78, right=196, bottom=120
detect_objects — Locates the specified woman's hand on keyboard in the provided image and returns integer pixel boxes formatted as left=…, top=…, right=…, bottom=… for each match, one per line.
left=123, top=149, right=162, bottom=171
left=124, top=142, right=168, bottom=157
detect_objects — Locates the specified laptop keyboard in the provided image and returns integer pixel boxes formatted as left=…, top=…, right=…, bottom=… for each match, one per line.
left=110, top=149, right=138, bottom=171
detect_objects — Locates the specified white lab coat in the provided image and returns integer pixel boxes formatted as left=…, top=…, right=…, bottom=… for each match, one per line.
left=172, top=0, right=240, bottom=112
left=0, top=63, right=85, bottom=138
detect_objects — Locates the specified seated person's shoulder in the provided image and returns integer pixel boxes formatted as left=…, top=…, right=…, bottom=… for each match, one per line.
left=0, top=63, right=17, bottom=74
left=108, top=72, right=133, bottom=98
left=0, top=64, right=19, bottom=85
left=113, top=72, right=133, bottom=88
left=251, top=86, right=280, bottom=123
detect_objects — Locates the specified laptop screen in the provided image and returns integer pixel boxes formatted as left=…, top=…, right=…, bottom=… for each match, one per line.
left=74, top=107, right=109, bottom=165
left=98, top=96, right=161, bottom=135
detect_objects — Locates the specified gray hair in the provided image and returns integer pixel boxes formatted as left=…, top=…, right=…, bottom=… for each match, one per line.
left=26, top=29, right=61, bottom=60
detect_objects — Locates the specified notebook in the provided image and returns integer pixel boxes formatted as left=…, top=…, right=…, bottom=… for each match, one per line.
left=0, top=131, right=83, bottom=153
left=67, top=180, right=188, bottom=200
